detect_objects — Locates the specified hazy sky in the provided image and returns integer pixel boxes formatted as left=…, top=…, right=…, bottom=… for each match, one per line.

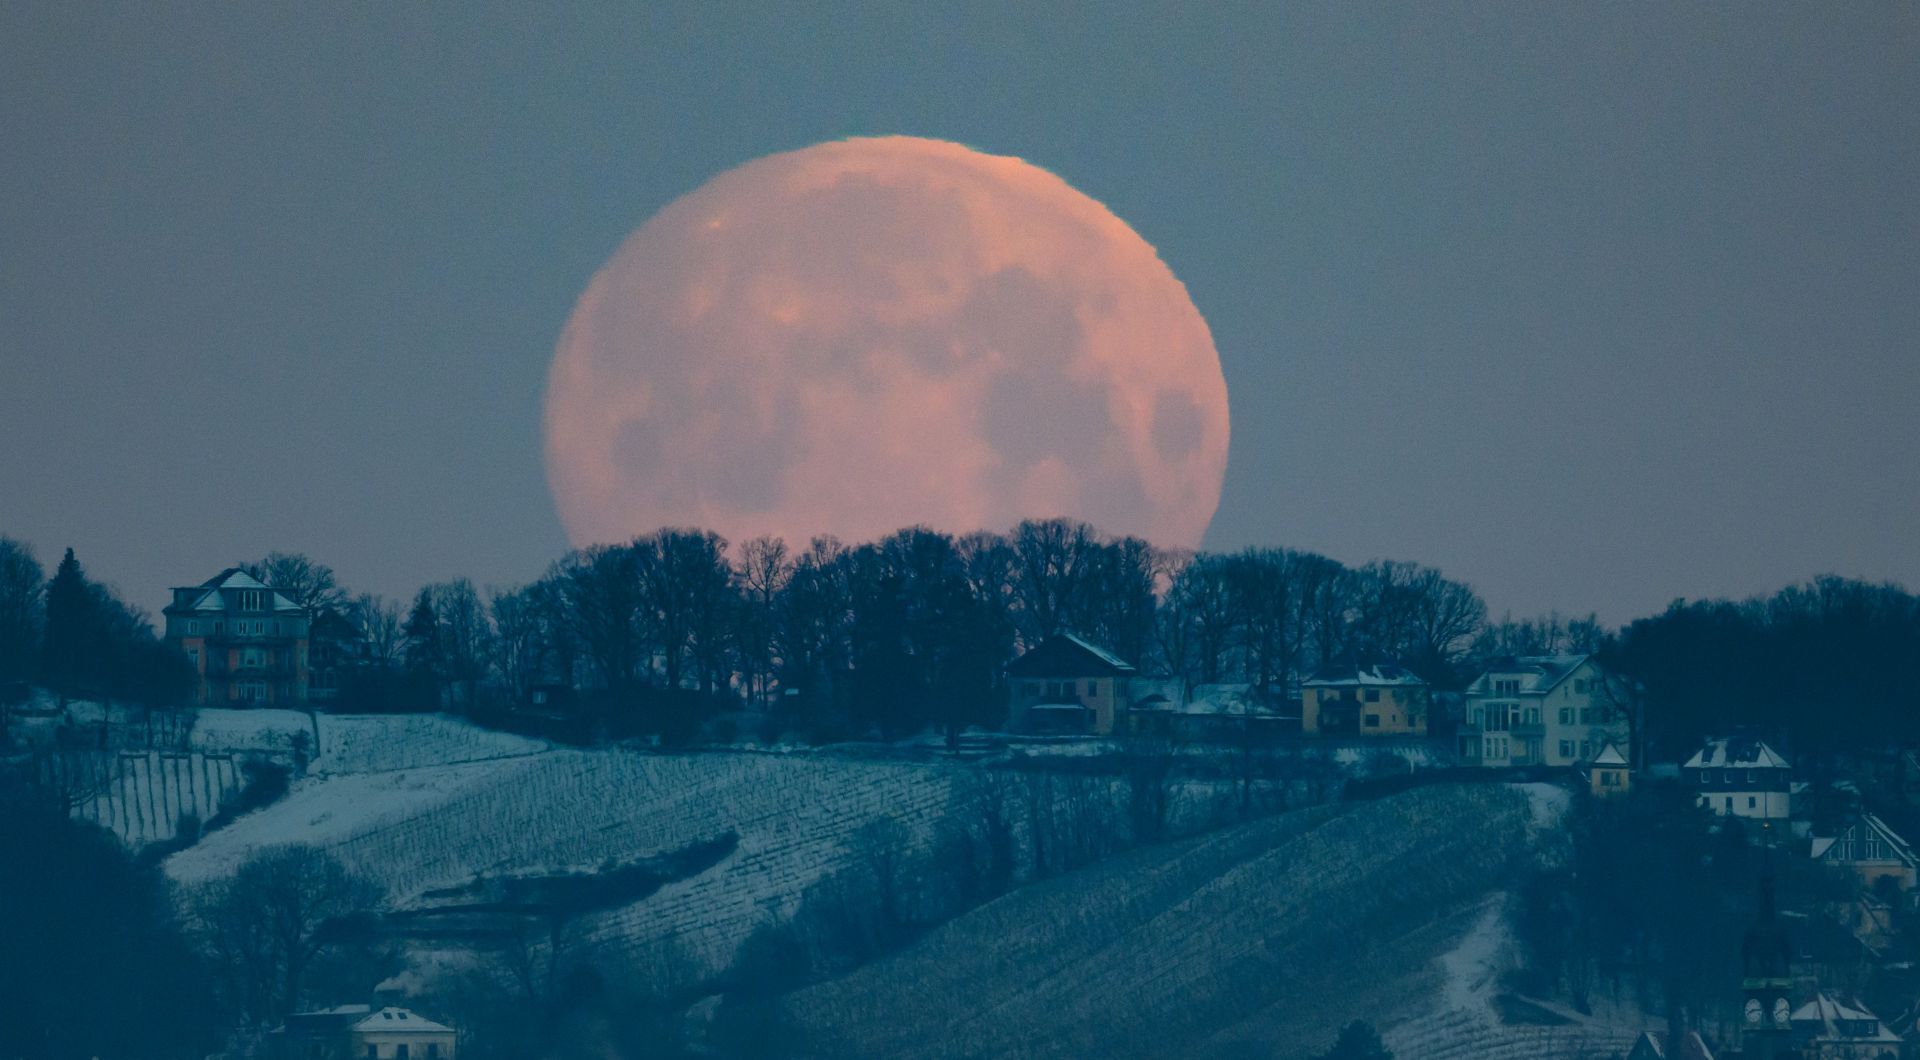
left=2, top=4, right=1915, bottom=625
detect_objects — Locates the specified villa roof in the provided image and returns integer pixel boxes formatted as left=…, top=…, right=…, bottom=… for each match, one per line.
left=1464, top=654, right=1593, bottom=697
left=1005, top=632, right=1136, bottom=678
left=164, top=567, right=305, bottom=616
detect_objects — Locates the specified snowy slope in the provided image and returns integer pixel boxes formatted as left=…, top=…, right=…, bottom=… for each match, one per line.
left=774, top=782, right=1639, bottom=1060
left=164, top=718, right=974, bottom=979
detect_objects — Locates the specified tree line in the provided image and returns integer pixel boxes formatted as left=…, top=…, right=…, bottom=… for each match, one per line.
left=268, top=520, right=1503, bottom=741
left=9, top=528, right=1918, bottom=762
left=0, top=540, right=194, bottom=713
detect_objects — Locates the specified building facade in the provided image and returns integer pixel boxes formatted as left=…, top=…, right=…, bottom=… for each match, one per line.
left=1589, top=743, right=1632, bottom=798
left=162, top=568, right=311, bottom=706
left=1300, top=658, right=1428, bottom=737
left=1457, top=654, right=1627, bottom=769
left=1005, top=633, right=1139, bottom=735
left=272, top=1005, right=456, bottom=1060
left=1685, top=737, right=1793, bottom=821
left=1811, top=815, right=1919, bottom=896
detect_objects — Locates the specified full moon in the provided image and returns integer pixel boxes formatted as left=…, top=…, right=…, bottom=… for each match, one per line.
left=545, top=136, right=1230, bottom=552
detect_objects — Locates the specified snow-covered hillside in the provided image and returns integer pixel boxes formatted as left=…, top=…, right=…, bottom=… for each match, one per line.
left=164, top=711, right=974, bottom=978
left=772, top=782, right=1641, bottom=1060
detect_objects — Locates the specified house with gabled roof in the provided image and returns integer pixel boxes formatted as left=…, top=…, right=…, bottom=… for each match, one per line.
left=1789, top=991, right=1903, bottom=1058
left=1300, top=657, right=1428, bottom=737
left=1458, top=654, right=1627, bottom=769
left=1588, top=742, right=1631, bottom=797
left=1004, top=632, right=1138, bottom=735
left=1811, top=814, right=1919, bottom=897
left=162, top=568, right=311, bottom=706
left=270, top=1004, right=457, bottom=1059
left=1685, top=737, right=1793, bottom=822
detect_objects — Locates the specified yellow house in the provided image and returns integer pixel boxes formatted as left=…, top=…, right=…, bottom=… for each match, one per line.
left=1588, top=743, right=1631, bottom=797
left=1005, top=633, right=1137, bottom=735
left=1300, top=658, right=1429, bottom=736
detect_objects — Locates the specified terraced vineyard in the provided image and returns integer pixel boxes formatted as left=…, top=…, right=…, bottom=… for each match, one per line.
left=165, top=716, right=979, bottom=980
left=773, top=783, right=1641, bottom=1060
left=52, top=749, right=243, bottom=847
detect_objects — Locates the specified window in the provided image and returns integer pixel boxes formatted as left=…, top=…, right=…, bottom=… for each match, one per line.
left=1726, top=796, right=1734, bottom=810
left=1574, top=679, right=1589, bottom=694
left=396, top=1047, right=409, bottom=1060
left=1748, top=796, right=1757, bottom=809
left=1364, top=714, right=1380, bottom=728
left=1363, top=689, right=1380, bottom=703
left=1086, top=681, right=1097, bottom=696
left=1494, top=678, right=1519, bottom=696
left=1559, top=707, right=1572, bottom=725
left=1579, top=740, right=1591, bottom=759
left=1578, top=708, right=1591, bottom=724
left=188, top=620, right=199, bottom=634
left=366, top=1048, right=378, bottom=1059
left=427, top=1048, right=440, bottom=1060
left=1484, top=704, right=1510, bottom=733
left=1559, top=740, right=1574, bottom=758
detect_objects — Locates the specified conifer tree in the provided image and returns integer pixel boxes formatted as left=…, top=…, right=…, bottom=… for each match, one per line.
left=41, top=548, right=98, bottom=705
left=401, top=589, right=443, bottom=710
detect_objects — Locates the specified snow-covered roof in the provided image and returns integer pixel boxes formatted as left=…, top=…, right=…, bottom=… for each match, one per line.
left=353, top=1007, right=453, bottom=1035
left=1302, top=658, right=1425, bottom=688
left=1791, top=992, right=1899, bottom=1042
left=166, top=567, right=304, bottom=616
left=1590, top=743, right=1628, bottom=767
left=1464, top=654, right=1593, bottom=697
left=1682, top=737, right=1790, bottom=771
left=1005, top=632, right=1137, bottom=678
left=1813, top=814, right=1919, bottom=869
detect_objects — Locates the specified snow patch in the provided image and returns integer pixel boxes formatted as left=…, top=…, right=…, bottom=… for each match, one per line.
left=1439, top=894, right=1513, bottom=1014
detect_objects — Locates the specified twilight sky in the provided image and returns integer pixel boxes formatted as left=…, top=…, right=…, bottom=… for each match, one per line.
left=2, top=4, right=1915, bottom=625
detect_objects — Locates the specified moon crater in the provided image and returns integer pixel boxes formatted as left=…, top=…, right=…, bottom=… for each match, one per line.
left=545, top=136, right=1230, bottom=550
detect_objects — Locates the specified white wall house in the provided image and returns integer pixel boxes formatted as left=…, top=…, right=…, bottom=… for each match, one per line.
left=1458, top=655, right=1627, bottom=768
left=1683, top=737, right=1792, bottom=821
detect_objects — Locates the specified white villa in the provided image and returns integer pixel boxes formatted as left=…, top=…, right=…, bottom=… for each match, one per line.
left=1683, top=737, right=1793, bottom=821
left=1458, top=654, right=1628, bottom=769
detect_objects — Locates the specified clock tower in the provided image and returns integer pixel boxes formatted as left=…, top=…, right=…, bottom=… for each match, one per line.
left=1740, top=866, right=1796, bottom=1059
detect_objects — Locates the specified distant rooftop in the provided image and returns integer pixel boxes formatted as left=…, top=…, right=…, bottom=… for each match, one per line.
left=1464, top=654, right=1593, bottom=697
left=1006, top=632, right=1137, bottom=678
left=1683, top=736, right=1790, bottom=771
left=1302, top=657, right=1425, bottom=688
